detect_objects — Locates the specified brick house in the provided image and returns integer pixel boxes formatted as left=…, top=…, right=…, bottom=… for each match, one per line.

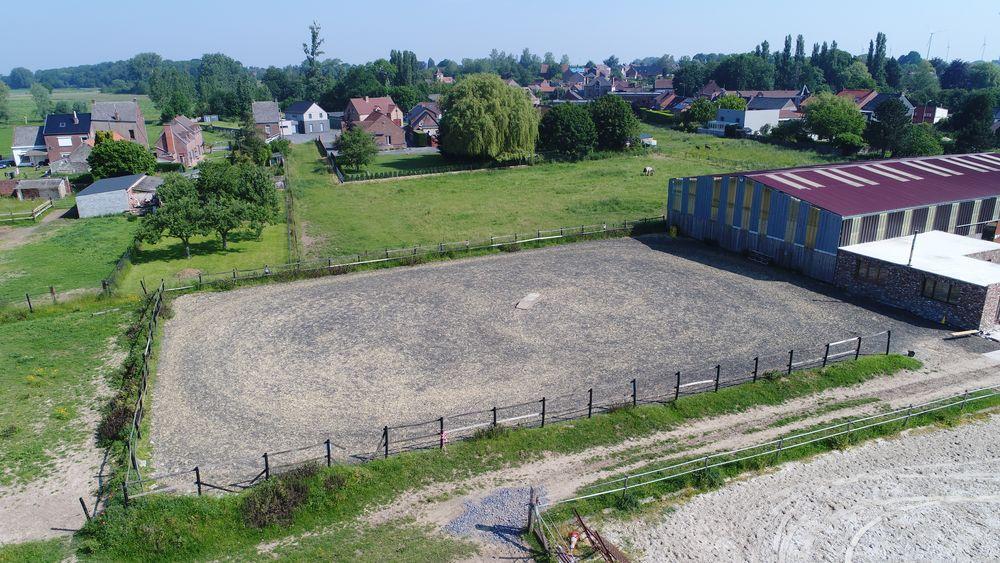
left=42, top=111, right=92, bottom=163
left=405, top=102, right=441, bottom=136
left=356, top=111, right=406, bottom=149
left=343, top=96, right=404, bottom=128
left=835, top=231, right=1000, bottom=330
left=154, top=115, right=205, bottom=166
left=91, top=100, right=147, bottom=146
left=252, top=101, right=282, bottom=140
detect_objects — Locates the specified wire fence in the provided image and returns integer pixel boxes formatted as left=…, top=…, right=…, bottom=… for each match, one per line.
left=120, top=329, right=894, bottom=501
left=0, top=284, right=101, bottom=311
left=150, top=215, right=667, bottom=294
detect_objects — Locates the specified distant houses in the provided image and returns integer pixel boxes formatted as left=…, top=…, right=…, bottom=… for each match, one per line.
left=155, top=115, right=205, bottom=166
left=835, top=89, right=914, bottom=121
left=343, top=96, right=404, bottom=128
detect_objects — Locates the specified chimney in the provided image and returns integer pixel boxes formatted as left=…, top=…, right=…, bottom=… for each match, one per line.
left=72, top=111, right=79, bottom=124
left=364, top=96, right=369, bottom=103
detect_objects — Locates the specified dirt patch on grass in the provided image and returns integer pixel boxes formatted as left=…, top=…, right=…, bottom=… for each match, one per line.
left=175, top=268, right=202, bottom=279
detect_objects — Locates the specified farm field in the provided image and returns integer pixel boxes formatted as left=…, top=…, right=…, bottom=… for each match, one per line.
left=293, top=126, right=830, bottom=258
left=0, top=215, right=137, bottom=302
left=0, top=88, right=161, bottom=154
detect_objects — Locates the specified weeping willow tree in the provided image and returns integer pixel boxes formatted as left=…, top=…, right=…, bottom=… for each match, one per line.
left=438, top=74, right=539, bottom=161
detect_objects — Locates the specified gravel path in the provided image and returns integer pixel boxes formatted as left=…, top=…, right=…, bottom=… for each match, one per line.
left=602, top=414, right=1000, bottom=562
left=444, top=486, right=545, bottom=556
left=151, top=236, right=954, bottom=482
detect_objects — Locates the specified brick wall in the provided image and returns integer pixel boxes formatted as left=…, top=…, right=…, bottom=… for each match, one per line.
left=834, top=251, right=996, bottom=330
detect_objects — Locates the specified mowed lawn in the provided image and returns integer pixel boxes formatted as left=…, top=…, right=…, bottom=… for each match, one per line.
left=361, top=151, right=447, bottom=175
left=0, top=216, right=137, bottom=301
left=292, top=126, right=828, bottom=258
left=0, top=299, right=133, bottom=485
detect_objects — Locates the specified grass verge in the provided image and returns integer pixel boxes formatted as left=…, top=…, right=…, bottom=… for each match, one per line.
left=74, top=354, right=918, bottom=561
left=0, top=537, right=71, bottom=562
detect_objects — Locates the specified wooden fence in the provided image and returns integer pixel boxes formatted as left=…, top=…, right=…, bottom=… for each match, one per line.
left=0, top=199, right=52, bottom=223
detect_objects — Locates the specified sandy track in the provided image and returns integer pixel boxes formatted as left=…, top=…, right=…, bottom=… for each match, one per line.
left=602, top=415, right=1000, bottom=562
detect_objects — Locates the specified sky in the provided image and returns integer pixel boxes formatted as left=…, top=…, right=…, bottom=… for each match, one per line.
left=2, top=0, right=999, bottom=71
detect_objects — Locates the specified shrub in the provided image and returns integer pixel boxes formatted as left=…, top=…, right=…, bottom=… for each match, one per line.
left=694, top=466, right=725, bottom=490
left=499, top=243, right=522, bottom=253
left=615, top=491, right=641, bottom=512
left=241, top=465, right=317, bottom=528
left=96, top=401, right=134, bottom=445
left=471, top=424, right=510, bottom=441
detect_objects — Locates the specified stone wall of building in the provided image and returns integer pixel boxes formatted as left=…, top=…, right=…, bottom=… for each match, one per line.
left=833, top=251, right=995, bottom=330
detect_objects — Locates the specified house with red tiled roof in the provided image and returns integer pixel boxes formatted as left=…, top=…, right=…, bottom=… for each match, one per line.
left=154, top=115, right=205, bottom=167
left=698, top=80, right=725, bottom=100
left=355, top=111, right=406, bottom=149
left=836, top=89, right=880, bottom=109
left=433, top=69, right=455, bottom=84
left=343, top=96, right=404, bottom=128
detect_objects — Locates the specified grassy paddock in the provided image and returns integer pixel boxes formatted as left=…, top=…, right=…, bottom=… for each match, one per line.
left=75, top=354, right=917, bottom=561
left=361, top=151, right=448, bottom=175
left=0, top=537, right=70, bottom=563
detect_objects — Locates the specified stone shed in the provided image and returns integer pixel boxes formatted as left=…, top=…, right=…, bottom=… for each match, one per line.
left=834, top=231, right=1000, bottom=330
left=75, top=174, right=162, bottom=218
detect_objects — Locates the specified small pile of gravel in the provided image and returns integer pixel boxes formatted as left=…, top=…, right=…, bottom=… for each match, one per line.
left=444, top=486, right=548, bottom=550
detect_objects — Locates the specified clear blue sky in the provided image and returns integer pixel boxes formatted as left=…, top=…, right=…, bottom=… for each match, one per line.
left=3, top=0, right=998, bottom=71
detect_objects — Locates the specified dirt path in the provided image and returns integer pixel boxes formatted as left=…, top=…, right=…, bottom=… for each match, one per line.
left=355, top=340, right=999, bottom=560
left=0, top=208, right=68, bottom=251
left=601, top=415, right=1000, bottom=561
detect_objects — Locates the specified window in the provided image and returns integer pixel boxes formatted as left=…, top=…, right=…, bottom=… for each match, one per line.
left=805, top=207, right=820, bottom=249
left=57, top=136, right=73, bottom=147
left=686, top=182, right=696, bottom=215
left=710, top=178, right=721, bottom=221
left=129, top=129, right=135, bottom=140
left=265, top=125, right=271, bottom=134
left=60, top=152, right=70, bottom=158
left=921, top=277, right=961, bottom=304
left=308, top=113, right=312, bottom=119
left=785, top=198, right=799, bottom=243
left=725, top=178, right=738, bottom=225
left=741, top=184, right=753, bottom=229
left=757, top=188, right=771, bottom=234
left=670, top=182, right=682, bottom=213
left=855, top=259, right=887, bottom=283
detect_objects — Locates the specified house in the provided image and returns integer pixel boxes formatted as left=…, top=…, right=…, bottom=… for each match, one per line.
left=667, top=152, right=1000, bottom=282
left=343, top=96, right=404, bottom=128
left=522, top=87, right=541, bottom=107
left=252, top=101, right=282, bottom=140
left=11, top=126, right=47, bottom=167
left=736, top=87, right=811, bottom=108
left=860, top=93, right=914, bottom=121
left=154, top=115, right=205, bottom=166
left=912, top=105, right=949, bottom=124
left=835, top=231, right=1000, bottom=330
left=91, top=100, right=147, bottom=146
left=75, top=173, right=163, bottom=218
left=42, top=111, right=92, bottom=163
left=405, top=102, right=442, bottom=136
left=584, top=75, right=612, bottom=99
left=10, top=178, right=69, bottom=200
left=698, top=108, right=781, bottom=136
left=355, top=111, right=406, bottom=149
left=284, top=101, right=329, bottom=134
left=433, top=69, right=455, bottom=84
left=836, top=89, right=879, bottom=109
left=49, top=143, right=92, bottom=175
left=653, top=77, right=674, bottom=91
left=698, top=80, right=725, bottom=100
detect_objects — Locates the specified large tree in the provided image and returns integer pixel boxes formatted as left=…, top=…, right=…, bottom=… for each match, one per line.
left=589, top=95, right=640, bottom=151
left=138, top=174, right=206, bottom=258
left=968, top=61, right=1000, bottom=90
left=900, top=61, right=941, bottom=105
left=673, top=61, right=709, bottom=96
left=197, top=160, right=279, bottom=245
left=865, top=98, right=911, bottom=156
left=438, top=74, right=538, bottom=160
left=149, top=66, right=197, bottom=121
left=0, top=80, right=9, bottom=123
left=839, top=61, right=876, bottom=90
left=803, top=92, right=865, bottom=141
left=7, top=67, right=34, bottom=89
left=717, top=95, right=748, bottom=110
left=30, top=82, right=52, bottom=118
left=537, top=103, right=597, bottom=159
left=337, top=126, right=379, bottom=171
left=87, top=138, right=156, bottom=179
left=950, top=91, right=997, bottom=153
left=712, top=53, right=775, bottom=90
left=895, top=123, right=943, bottom=157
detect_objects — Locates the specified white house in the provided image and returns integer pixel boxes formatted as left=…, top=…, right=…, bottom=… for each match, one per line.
left=699, top=108, right=781, bottom=137
left=11, top=126, right=47, bottom=166
left=284, top=101, right=328, bottom=134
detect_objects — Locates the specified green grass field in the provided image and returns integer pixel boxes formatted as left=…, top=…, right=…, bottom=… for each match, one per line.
left=293, top=126, right=828, bottom=258
left=0, top=297, right=134, bottom=485
left=0, top=198, right=41, bottom=215
left=361, top=151, right=447, bottom=174
left=1, top=88, right=161, bottom=155
left=0, top=216, right=137, bottom=301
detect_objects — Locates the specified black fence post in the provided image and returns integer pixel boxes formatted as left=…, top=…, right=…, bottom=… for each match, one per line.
left=198, top=272, right=203, bottom=288
left=121, top=482, right=129, bottom=507
left=139, top=279, right=147, bottom=296
left=674, top=371, right=681, bottom=401
left=787, top=350, right=794, bottom=375
left=438, top=417, right=445, bottom=449
left=823, top=343, right=830, bottom=367
left=49, top=286, right=57, bottom=304
left=383, top=426, right=389, bottom=459
left=631, top=379, right=637, bottom=407
left=587, top=388, right=593, bottom=418
left=25, top=293, right=32, bottom=313
left=714, top=365, right=721, bottom=392
left=325, top=439, right=332, bottom=466
left=855, top=336, right=862, bottom=360
left=885, top=330, right=892, bottom=355
left=752, top=357, right=759, bottom=382
left=79, top=497, right=91, bottom=521
left=263, top=453, right=270, bottom=480
left=540, top=397, right=546, bottom=427
left=492, top=406, right=498, bottom=427
left=195, top=466, right=202, bottom=496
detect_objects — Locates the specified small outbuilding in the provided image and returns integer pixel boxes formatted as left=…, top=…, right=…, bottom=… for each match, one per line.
left=834, top=231, right=1000, bottom=330
left=11, top=178, right=69, bottom=201
left=75, top=174, right=163, bottom=218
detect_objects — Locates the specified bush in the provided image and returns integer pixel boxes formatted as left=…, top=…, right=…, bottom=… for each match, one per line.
left=833, top=132, right=865, bottom=155
left=96, top=401, right=134, bottom=445
left=241, top=465, right=317, bottom=528
left=615, top=491, right=641, bottom=512
left=694, top=466, right=725, bottom=490
left=471, top=424, right=509, bottom=441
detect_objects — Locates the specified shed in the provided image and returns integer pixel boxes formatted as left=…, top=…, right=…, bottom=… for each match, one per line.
left=76, top=174, right=163, bottom=218
left=13, top=178, right=69, bottom=200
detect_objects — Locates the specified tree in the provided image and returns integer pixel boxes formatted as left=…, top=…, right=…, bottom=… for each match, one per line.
left=149, top=66, right=197, bottom=121
left=673, top=61, right=709, bottom=97
left=197, top=160, right=278, bottom=246
left=901, top=61, right=941, bottom=105
left=7, top=67, right=34, bottom=89
left=138, top=174, right=206, bottom=258
left=127, top=52, right=162, bottom=93
left=712, top=53, right=774, bottom=90
left=950, top=91, right=996, bottom=152
left=30, top=82, right=52, bottom=118
left=386, top=85, right=422, bottom=113
left=833, top=132, right=865, bottom=155
left=885, top=58, right=902, bottom=89
left=589, top=95, right=639, bottom=151
left=717, top=94, right=748, bottom=110
left=803, top=92, right=865, bottom=141
left=865, top=98, right=911, bottom=156
left=438, top=74, right=538, bottom=160
left=685, top=98, right=719, bottom=126
left=0, top=80, right=10, bottom=123
left=603, top=55, right=620, bottom=69
left=839, top=61, right=876, bottom=90
left=895, top=123, right=943, bottom=157
left=537, top=103, right=597, bottom=159
left=940, top=60, right=970, bottom=90
left=337, top=126, right=379, bottom=170
left=87, top=139, right=156, bottom=179
left=969, top=62, right=1000, bottom=90
left=230, top=127, right=271, bottom=167
left=866, top=32, right=887, bottom=87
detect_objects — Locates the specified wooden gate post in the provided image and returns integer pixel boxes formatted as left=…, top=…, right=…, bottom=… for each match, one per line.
left=383, top=426, right=389, bottom=459
left=631, top=379, right=637, bottom=407
left=540, top=397, right=546, bottom=427
left=714, top=365, right=721, bottom=392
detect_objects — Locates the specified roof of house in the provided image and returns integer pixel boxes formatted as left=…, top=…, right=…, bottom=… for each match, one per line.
left=405, top=102, right=441, bottom=123
left=836, top=89, right=878, bottom=108
left=43, top=113, right=92, bottom=136
left=13, top=126, right=44, bottom=147
left=735, top=89, right=807, bottom=99
left=358, top=111, right=404, bottom=134
left=77, top=174, right=150, bottom=197
left=49, top=143, right=92, bottom=174
left=742, top=152, right=1000, bottom=217
left=91, top=101, right=141, bottom=122
left=747, top=97, right=795, bottom=111
left=15, top=178, right=65, bottom=191
left=840, top=231, right=1000, bottom=287
left=347, top=96, right=399, bottom=117
left=285, top=101, right=325, bottom=114
left=251, top=101, right=281, bottom=124
left=861, top=92, right=914, bottom=113
left=653, top=78, right=673, bottom=90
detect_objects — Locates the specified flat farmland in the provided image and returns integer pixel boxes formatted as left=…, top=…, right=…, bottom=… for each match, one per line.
left=151, top=236, right=943, bottom=482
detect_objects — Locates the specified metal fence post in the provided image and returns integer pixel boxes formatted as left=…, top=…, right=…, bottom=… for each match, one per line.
left=787, top=350, right=794, bottom=375
left=674, top=371, right=681, bottom=401
left=714, top=365, right=721, bottom=392
left=383, top=426, right=389, bottom=459
left=885, top=330, right=892, bottom=355
left=631, top=378, right=637, bottom=406
left=263, top=453, right=270, bottom=480
left=492, top=406, right=498, bottom=427
left=540, top=397, right=546, bottom=427
left=195, top=466, right=202, bottom=496
left=121, top=482, right=129, bottom=507
left=903, top=404, right=913, bottom=427
left=439, top=418, right=445, bottom=449
left=325, top=439, right=332, bottom=466
left=587, top=388, right=593, bottom=418
left=855, top=336, right=862, bottom=360
left=960, top=390, right=969, bottom=411
left=79, top=497, right=91, bottom=521
left=25, top=293, right=32, bottom=313
left=823, top=343, right=830, bottom=367
left=752, top=357, right=759, bottom=382
left=49, top=285, right=57, bottom=304
left=775, top=437, right=784, bottom=461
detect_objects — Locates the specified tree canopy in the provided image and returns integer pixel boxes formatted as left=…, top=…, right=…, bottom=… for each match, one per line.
left=803, top=92, right=865, bottom=141
left=87, top=139, right=156, bottom=179
left=438, top=74, right=538, bottom=160
left=537, top=103, right=597, bottom=159
left=337, top=126, right=379, bottom=171
left=589, top=95, right=640, bottom=151
left=865, top=98, right=911, bottom=156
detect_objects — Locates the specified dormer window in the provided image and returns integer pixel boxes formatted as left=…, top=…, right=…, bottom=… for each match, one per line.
left=59, top=122, right=66, bottom=127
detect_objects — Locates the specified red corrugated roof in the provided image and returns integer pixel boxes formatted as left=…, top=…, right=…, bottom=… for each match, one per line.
left=744, top=153, right=1000, bottom=217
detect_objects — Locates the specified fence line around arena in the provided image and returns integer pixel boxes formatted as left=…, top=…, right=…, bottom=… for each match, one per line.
left=0, top=198, right=53, bottom=223
left=538, top=385, right=998, bottom=509
left=121, top=329, right=895, bottom=501
left=153, top=215, right=667, bottom=294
